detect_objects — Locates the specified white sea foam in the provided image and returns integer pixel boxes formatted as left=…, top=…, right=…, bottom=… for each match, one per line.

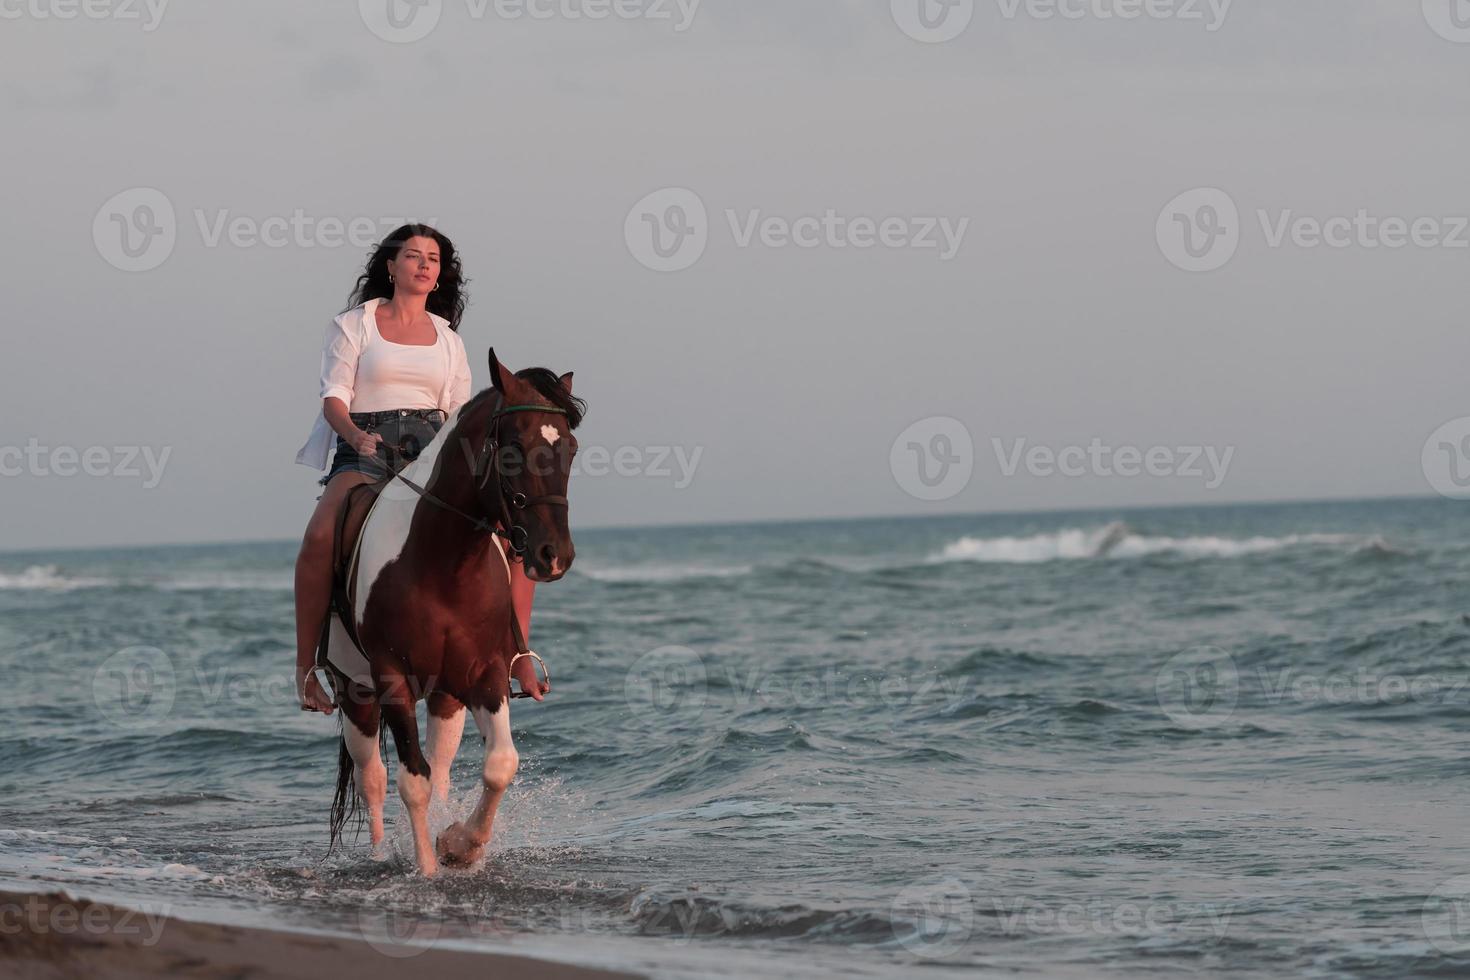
left=0, top=564, right=293, bottom=592
left=933, top=522, right=1359, bottom=565
left=0, top=564, right=113, bottom=591
left=153, top=571, right=294, bottom=591
left=573, top=562, right=754, bottom=583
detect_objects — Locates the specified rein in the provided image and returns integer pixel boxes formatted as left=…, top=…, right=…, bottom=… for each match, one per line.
left=374, top=392, right=568, bottom=699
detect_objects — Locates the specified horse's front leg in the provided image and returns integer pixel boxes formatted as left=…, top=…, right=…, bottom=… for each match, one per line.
left=425, top=691, right=465, bottom=805
left=436, top=696, right=517, bottom=867
left=377, top=672, right=438, bottom=876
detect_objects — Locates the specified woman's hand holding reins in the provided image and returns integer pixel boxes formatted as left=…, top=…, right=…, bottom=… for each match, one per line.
left=349, top=429, right=384, bottom=456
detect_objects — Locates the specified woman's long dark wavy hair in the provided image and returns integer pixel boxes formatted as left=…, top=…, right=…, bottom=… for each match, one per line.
left=345, top=223, right=468, bottom=331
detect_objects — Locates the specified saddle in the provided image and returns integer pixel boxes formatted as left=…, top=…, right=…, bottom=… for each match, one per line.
left=315, top=477, right=390, bottom=679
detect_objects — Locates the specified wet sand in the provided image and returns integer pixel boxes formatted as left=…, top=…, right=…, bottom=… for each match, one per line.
left=0, top=886, right=642, bottom=980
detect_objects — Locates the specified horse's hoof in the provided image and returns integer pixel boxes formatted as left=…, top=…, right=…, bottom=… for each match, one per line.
left=436, top=822, right=485, bottom=868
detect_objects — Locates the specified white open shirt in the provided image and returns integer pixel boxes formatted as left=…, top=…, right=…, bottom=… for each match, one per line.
left=295, top=297, right=473, bottom=471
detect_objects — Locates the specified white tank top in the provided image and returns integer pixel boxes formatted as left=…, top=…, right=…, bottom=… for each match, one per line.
left=350, top=308, right=447, bottom=413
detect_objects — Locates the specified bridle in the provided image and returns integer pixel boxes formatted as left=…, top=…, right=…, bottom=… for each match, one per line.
left=378, top=391, right=570, bottom=556
left=373, top=391, right=570, bottom=698
left=474, top=397, right=571, bottom=557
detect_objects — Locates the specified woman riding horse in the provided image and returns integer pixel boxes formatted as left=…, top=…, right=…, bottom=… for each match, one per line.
left=291, top=224, right=549, bottom=714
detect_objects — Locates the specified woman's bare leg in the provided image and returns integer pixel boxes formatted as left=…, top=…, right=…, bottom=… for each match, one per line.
left=508, top=556, right=548, bottom=699
left=294, top=471, right=378, bottom=712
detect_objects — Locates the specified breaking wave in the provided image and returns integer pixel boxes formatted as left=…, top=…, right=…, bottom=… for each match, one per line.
left=0, top=564, right=113, bottom=590
left=933, top=522, right=1361, bottom=564
left=0, top=564, right=291, bottom=591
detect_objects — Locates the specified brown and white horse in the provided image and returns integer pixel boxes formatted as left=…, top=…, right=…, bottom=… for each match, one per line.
left=321, top=349, right=583, bottom=876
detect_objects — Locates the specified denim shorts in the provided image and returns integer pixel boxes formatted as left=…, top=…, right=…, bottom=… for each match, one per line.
left=319, top=408, right=446, bottom=487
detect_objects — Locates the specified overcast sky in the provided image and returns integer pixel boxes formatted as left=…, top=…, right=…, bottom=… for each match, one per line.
left=3, top=0, right=1467, bottom=550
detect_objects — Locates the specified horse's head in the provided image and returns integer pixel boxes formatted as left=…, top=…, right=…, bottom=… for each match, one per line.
left=474, top=348, right=584, bottom=582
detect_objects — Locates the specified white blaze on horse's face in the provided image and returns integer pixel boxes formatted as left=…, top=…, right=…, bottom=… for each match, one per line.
left=540, top=424, right=560, bottom=446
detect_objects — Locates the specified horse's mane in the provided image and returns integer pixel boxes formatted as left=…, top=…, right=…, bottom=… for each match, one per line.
left=463, top=367, right=586, bottom=429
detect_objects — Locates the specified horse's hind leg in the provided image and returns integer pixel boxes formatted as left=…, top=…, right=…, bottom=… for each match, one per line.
left=425, top=692, right=465, bottom=805
left=341, top=690, right=387, bottom=851
left=436, top=696, right=518, bottom=868
left=378, top=675, right=437, bottom=876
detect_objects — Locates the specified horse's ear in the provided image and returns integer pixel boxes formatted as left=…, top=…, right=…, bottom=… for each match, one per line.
left=488, top=348, right=507, bottom=393
left=558, top=371, right=573, bottom=394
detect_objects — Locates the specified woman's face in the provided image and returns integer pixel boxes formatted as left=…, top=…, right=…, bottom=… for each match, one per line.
left=387, top=235, right=441, bottom=296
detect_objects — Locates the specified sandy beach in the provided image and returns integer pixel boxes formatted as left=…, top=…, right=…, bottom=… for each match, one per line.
left=0, top=886, right=641, bottom=980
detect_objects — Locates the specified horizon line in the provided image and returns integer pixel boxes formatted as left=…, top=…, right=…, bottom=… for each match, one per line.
left=0, top=490, right=1449, bottom=556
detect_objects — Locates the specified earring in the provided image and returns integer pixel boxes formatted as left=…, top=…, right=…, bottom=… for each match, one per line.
left=388, top=274, right=394, bottom=284
left=432, top=283, right=440, bottom=291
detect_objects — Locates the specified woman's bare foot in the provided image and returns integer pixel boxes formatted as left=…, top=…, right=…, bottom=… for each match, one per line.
left=297, top=669, right=336, bottom=714
left=512, top=654, right=548, bottom=701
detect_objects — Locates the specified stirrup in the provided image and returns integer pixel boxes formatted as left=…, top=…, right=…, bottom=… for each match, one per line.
left=508, top=650, right=550, bottom=699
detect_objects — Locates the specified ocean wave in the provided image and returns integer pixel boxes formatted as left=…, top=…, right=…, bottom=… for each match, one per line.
left=932, top=522, right=1361, bottom=564
left=629, top=890, right=903, bottom=943
left=0, top=564, right=114, bottom=591
left=572, top=562, right=755, bottom=583
left=152, top=571, right=293, bottom=591
left=0, top=564, right=292, bottom=592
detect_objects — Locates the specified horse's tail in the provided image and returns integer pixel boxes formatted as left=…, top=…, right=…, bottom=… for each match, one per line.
left=327, top=729, right=358, bottom=855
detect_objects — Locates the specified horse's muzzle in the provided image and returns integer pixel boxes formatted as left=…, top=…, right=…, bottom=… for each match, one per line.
left=524, top=543, right=573, bottom=582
